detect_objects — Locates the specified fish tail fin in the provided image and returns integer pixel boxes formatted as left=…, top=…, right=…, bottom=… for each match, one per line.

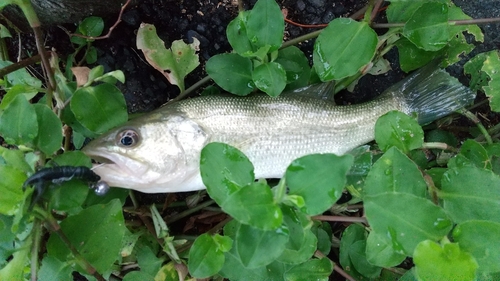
left=391, top=64, right=475, bottom=124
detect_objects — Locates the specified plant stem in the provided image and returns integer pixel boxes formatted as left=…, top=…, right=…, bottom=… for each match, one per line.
left=165, top=199, right=215, bottom=224
left=14, top=0, right=56, bottom=104
left=169, top=75, right=211, bottom=103
left=422, top=171, right=439, bottom=205
left=459, top=109, right=493, bottom=145
left=422, top=142, right=458, bottom=152
left=280, top=30, right=322, bottom=50
left=30, top=219, right=42, bottom=281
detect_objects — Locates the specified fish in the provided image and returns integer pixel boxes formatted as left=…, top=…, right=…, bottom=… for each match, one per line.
left=82, top=65, right=475, bottom=193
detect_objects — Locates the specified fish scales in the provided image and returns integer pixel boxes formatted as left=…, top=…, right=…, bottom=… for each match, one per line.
left=173, top=93, right=403, bottom=179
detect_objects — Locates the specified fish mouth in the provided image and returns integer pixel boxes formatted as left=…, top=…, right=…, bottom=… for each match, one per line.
left=83, top=148, right=148, bottom=181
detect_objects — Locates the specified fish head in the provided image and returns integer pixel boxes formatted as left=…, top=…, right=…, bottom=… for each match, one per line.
left=82, top=112, right=209, bottom=193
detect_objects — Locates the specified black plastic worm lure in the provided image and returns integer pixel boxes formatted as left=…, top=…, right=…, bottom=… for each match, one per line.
left=23, top=166, right=109, bottom=210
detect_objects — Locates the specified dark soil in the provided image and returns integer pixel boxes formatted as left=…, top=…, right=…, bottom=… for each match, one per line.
left=2, top=0, right=499, bottom=280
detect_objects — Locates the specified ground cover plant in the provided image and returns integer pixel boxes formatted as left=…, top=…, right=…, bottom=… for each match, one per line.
left=0, top=0, right=500, bottom=280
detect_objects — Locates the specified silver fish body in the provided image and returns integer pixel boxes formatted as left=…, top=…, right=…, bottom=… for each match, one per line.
left=82, top=67, right=474, bottom=193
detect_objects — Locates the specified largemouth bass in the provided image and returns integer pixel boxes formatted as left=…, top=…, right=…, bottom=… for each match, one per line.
left=82, top=66, right=474, bottom=193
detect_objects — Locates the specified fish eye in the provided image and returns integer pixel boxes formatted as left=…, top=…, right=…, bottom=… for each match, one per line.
left=116, top=129, right=140, bottom=147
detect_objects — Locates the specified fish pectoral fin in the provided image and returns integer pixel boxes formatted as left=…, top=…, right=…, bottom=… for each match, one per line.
left=232, top=135, right=263, bottom=151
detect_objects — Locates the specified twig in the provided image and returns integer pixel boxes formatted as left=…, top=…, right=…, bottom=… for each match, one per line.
left=372, top=17, right=500, bottom=28
left=284, top=18, right=327, bottom=28
left=312, top=215, right=368, bottom=224
left=59, top=0, right=132, bottom=40
left=0, top=51, right=49, bottom=77
left=369, top=0, right=385, bottom=24
left=334, top=263, right=357, bottom=281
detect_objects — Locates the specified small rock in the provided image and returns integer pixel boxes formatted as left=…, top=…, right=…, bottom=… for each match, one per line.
left=296, top=0, right=306, bottom=11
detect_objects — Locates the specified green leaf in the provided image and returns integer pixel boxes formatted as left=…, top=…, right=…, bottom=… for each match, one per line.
left=46, top=180, right=89, bottom=214
left=0, top=60, right=42, bottom=88
left=0, top=165, right=25, bottom=215
left=375, top=111, right=424, bottom=153
left=227, top=11, right=253, bottom=55
left=349, top=240, right=382, bottom=278
left=222, top=181, right=282, bottom=230
left=464, top=52, right=490, bottom=93
left=481, top=50, right=500, bottom=112
left=85, top=46, right=98, bottom=64
left=200, top=143, right=254, bottom=206
left=78, top=16, right=104, bottom=37
left=403, top=2, right=449, bottom=51
left=286, top=153, right=354, bottom=215
left=245, top=0, right=284, bottom=52
left=313, top=18, right=377, bottom=81
left=206, top=53, right=254, bottom=96
left=123, top=271, right=155, bottom=281
left=88, top=65, right=104, bottom=83
left=135, top=240, right=163, bottom=276
left=276, top=46, right=311, bottom=90
left=219, top=252, right=279, bottom=280
left=345, top=146, right=372, bottom=191
left=339, top=224, right=366, bottom=280
left=136, top=23, right=200, bottom=92
left=284, top=258, right=333, bottom=281
left=364, top=147, right=427, bottom=197
left=312, top=222, right=331, bottom=255
left=459, top=139, right=491, bottom=170
left=252, top=62, right=286, bottom=97
left=235, top=222, right=288, bottom=269
left=0, top=147, right=32, bottom=174
left=366, top=231, right=406, bottom=267
left=0, top=235, right=30, bottom=281
left=38, top=256, right=73, bottom=281
left=47, top=199, right=126, bottom=274
left=440, top=166, right=500, bottom=223
left=0, top=84, right=39, bottom=110
left=426, top=129, right=458, bottom=148
left=447, top=5, right=483, bottom=43
left=51, top=150, right=92, bottom=167
left=277, top=207, right=317, bottom=264
left=188, top=233, right=228, bottom=278
left=95, top=70, right=126, bottom=84
left=155, top=262, right=182, bottom=281
left=0, top=24, right=11, bottom=38
left=386, top=1, right=424, bottom=23
left=396, top=38, right=438, bottom=72
left=0, top=95, right=38, bottom=145
left=70, top=83, right=128, bottom=134
left=33, top=104, right=63, bottom=155
left=485, top=143, right=500, bottom=175
left=413, top=240, right=478, bottom=281
left=364, top=193, right=452, bottom=255
left=453, top=220, right=500, bottom=273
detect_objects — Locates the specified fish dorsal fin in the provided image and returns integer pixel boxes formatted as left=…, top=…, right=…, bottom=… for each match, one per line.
left=282, top=82, right=336, bottom=103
